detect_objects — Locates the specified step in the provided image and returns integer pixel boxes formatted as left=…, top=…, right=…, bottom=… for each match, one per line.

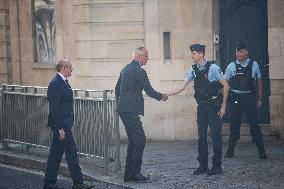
left=208, top=124, right=280, bottom=143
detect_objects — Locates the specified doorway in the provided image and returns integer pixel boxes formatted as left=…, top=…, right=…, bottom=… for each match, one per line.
left=219, top=0, right=270, bottom=123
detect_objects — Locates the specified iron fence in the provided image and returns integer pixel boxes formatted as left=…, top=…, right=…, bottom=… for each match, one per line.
left=0, top=84, right=121, bottom=174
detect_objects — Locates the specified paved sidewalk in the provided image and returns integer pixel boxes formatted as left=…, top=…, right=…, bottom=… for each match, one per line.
left=1, top=141, right=284, bottom=189
left=83, top=141, right=284, bottom=189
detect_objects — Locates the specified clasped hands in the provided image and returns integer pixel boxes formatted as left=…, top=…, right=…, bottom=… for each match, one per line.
left=161, top=94, right=168, bottom=101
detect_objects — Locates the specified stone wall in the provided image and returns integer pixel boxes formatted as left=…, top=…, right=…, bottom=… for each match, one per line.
left=268, top=0, right=284, bottom=138
left=0, top=0, right=10, bottom=84
left=7, top=0, right=56, bottom=86
left=1, top=0, right=283, bottom=140
left=139, top=0, right=214, bottom=140
left=71, top=0, right=145, bottom=90
left=0, top=0, right=217, bottom=141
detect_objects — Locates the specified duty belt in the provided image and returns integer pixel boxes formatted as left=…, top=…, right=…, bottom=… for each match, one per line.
left=196, top=95, right=219, bottom=104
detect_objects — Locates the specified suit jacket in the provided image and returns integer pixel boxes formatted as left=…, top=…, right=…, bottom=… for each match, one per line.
left=47, top=73, right=74, bottom=130
left=115, top=60, right=162, bottom=115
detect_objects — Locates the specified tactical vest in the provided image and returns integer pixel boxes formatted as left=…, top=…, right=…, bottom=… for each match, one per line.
left=229, top=59, right=256, bottom=92
left=193, top=61, right=221, bottom=102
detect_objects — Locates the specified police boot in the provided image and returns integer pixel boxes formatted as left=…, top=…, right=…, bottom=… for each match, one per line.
left=224, top=143, right=235, bottom=158
left=193, top=164, right=209, bottom=175
left=207, top=166, right=223, bottom=176
left=257, top=145, right=267, bottom=159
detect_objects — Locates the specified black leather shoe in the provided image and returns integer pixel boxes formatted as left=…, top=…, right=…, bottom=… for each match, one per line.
left=224, top=144, right=235, bottom=158
left=258, top=146, right=267, bottom=159
left=72, top=183, right=95, bottom=189
left=193, top=166, right=209, bottom=175
left=130, top=172, right=149, bottom=182
left=207, top=166, right=223, bottom=176
left=43, top=183, right=57, bottom=189
left=124, top=175, right=132, bottom=182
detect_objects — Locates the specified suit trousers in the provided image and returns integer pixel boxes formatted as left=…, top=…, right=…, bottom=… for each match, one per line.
left=197, top=103, right=222, bottom=167
left=44, top=128, right=83, bottom=185
left=228, top=92, right=264, bottom=146
left=119, top=112, right=146, bottom=176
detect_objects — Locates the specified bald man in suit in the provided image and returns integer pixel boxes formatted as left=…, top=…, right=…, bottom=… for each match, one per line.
left=115, top=47, right=168, bottom=182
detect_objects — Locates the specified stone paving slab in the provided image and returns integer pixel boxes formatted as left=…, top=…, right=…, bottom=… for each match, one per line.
left=79, top=140, right=284, bottom=189
left=1, top=141, right=284, bottom=189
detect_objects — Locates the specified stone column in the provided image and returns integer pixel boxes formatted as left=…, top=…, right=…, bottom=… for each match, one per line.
left=268, top=0, right=284, bottom=139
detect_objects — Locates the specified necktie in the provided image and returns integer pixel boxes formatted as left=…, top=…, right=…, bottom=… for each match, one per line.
left=65, top=79, right=72, bottom=91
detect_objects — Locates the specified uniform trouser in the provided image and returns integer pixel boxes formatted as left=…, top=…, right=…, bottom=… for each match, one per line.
left=228, top=93, right=264, bottom=146
left=119, top=112, right=146, bottom=176
left=197, top=103, right=222, bottom=167
left=44, top=127, right=83, bottom=185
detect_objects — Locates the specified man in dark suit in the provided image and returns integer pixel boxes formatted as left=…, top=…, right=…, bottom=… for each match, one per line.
left=43, top=58, right=93, bottom=189
left=115, top=47, right=168, bottom=182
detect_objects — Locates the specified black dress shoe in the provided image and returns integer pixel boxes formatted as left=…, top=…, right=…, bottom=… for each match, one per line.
left=43, top=183, right=57, bottom=189
left=224, top=144, right=235, bottom=158
left=207, top=166, right=223, bottom=176
left=258, top=146, right=267, bottom=159
left=130, top=172, right=149, bottom=182
left=193, top=166, right=209, bottom=175
left=72, top=183, right=95, bottom=189
left=124, top=175, right=132, bottom=182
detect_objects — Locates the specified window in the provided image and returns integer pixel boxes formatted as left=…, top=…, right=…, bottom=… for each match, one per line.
left=32, top=0, right=56, bottom=63
left=163, top=32, right=171, bottom=60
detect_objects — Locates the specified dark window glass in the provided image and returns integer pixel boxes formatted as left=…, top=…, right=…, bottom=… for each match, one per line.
left=163, top=32, right=171, bottom=60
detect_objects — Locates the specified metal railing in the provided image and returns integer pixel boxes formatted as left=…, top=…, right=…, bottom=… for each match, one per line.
left=0, top=84, right=121, bottom=174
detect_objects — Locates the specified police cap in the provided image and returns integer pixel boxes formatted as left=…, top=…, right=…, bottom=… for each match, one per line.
left=236, top=42, right=248, bottom=50
left=189, top=44, right=206, bottom=54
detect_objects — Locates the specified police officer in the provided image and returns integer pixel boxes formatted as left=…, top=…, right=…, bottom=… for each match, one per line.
left=167, top=44, right=229, bottom=175
left=224, top=42, right=267, bottom=159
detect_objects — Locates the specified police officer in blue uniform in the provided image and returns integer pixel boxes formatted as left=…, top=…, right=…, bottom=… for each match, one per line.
left=224, top=42, right=267, bottom=159
left=167, top=44, right=229, bottom=175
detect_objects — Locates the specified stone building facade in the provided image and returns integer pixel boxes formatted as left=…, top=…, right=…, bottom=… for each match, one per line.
left=0, top=0, right=283, bottom=140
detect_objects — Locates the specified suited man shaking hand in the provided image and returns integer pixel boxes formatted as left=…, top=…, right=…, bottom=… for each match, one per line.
left=43, top=58, right=94, bottom=189
left=115, top=47, right=167, bottom=183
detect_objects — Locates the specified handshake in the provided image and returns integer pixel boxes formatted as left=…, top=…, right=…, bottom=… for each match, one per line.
left=161, top=94, right=168, bottom=101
